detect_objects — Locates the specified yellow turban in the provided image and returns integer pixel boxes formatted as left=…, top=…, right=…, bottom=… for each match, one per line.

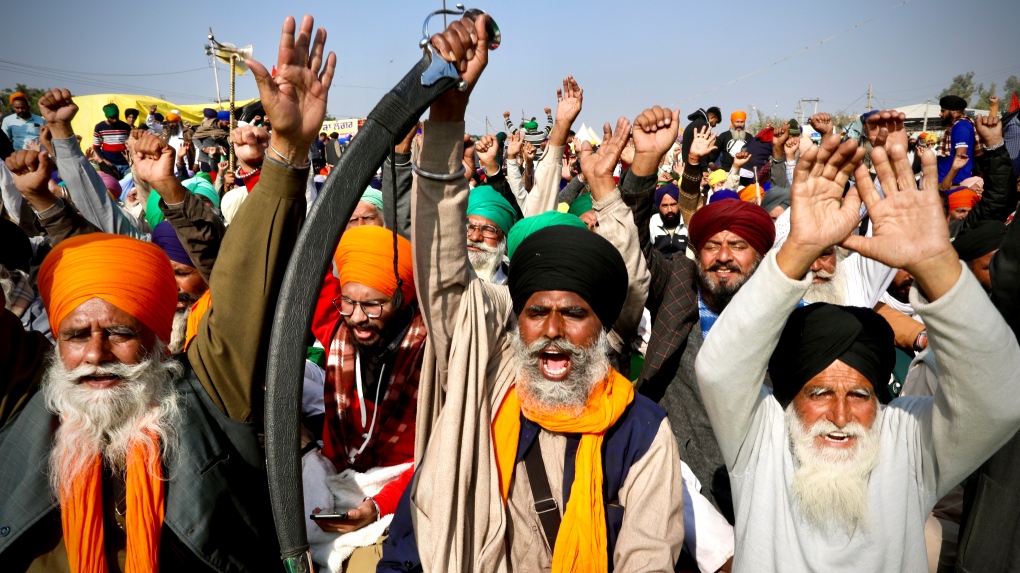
left=165, top=113, right=181, bottom=123
left=731, top=110, right=747, bottom=124
left=708, top=169, right=727, bottom=186
left=38, top=234, right=177, bottom=343
left=334, top=226, right=415, bottom=306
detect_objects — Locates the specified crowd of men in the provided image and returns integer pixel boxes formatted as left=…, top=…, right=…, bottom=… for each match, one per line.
left=2, top=12, right=1020, bottom=573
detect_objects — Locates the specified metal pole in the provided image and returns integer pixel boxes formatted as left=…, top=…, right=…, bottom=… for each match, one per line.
left=867, top=85, right=873, bottom=111
left=213, top=62, right=222, bottom=107
left=923, top=98, right=930, bottom=132
left=229, top=55, right=237, bottom=173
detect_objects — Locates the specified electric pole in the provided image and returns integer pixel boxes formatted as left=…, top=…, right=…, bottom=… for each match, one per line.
left=923, top=98, right=930, bottom=132
left=867, top=85, right=873, bottom=111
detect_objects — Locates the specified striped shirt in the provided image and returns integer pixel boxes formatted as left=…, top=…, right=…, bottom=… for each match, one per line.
left=93, top=120, right=132, bottom=164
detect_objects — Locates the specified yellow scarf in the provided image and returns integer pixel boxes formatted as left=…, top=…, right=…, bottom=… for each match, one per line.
left=491, top=369, right=634, bottom=573
left=60, top=435, right=165, bottom=573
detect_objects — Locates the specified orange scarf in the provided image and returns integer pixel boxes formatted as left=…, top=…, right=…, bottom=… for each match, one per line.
left=60, top=435, right=165, bottom=573
left=491, top=369, right=634, bottom=573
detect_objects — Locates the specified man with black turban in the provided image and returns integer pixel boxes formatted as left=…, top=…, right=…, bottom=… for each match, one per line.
left=937, top=94, right=979, bottom=190
left=696, top=113, right=1020, bottom=571
left=379, top=30, right=683, bottom=573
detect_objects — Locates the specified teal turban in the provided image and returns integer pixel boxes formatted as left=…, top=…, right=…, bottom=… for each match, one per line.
left=567, top=192, right=594, bottom=217
left=467, top=185, right=517, bottom=236
left=145, top=176, right=220, bottom=230
left=360, top=187, right=384, bottom=212
left=507, top=210, right=588, bottom=259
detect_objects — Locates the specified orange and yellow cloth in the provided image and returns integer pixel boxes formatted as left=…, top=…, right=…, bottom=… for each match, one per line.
left=491, top=369, right=634, bottom=573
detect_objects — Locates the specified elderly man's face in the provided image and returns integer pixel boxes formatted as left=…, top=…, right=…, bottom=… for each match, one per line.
left=517, top=290, right=602, bottom=383
left=949, top=206, right=971, bottom=221
left=733, top=118, right=745, bottom=130
left=809, top=248, right=838, bottom=284
left=348, top=201, right=383, bottom=230
left=339, top=282, right=397, bottom=350
left=57, top=298, right=158, bottom=378
left=791, top=360, right=879, bottom=450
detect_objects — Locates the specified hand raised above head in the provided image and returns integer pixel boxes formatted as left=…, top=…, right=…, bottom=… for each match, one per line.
left=232, top=125, right=270, bottom=167
left=475, top=133, right=498, bottom=164
left=809, top=113, right=833, bottom=138
left=578, top=116, right=631, bottom=198
left=776, top=135, right=863, bottom=279
left=6, top=150, right=54, bottom=196
left=247, top=15, right=336, bottom=165
left=866, top=110, right=908, bottom=153
left=975, top=113, right=1003, bottom=148
left=555, top=75, right=583, bottom=126
left=732, top=150, right=751, bottom=168
left=630, top=106, right=679, bottom=176
left=38, top=88, right=78, bottom=139
left=842, top=143, right=959, bottom=300
left=132, top=132, right=177, bottom=188
left=428, top=13, right=490, bottom=122
left=687, top=125, right=717, bottom=165
left=505, top=131, right=522, bottom=158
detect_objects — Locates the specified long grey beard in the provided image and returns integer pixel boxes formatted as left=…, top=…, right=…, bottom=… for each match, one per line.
left=43, top=342, right=183, bottom=501
left=803, top=252, right=849, bottom=306
left=787, top=403, right=882, bottom=534
left=468, top=238, right=507, bottom=282
left=510, top=325, right=610, bottom=416
left=169, top=308, right=190, bottom=355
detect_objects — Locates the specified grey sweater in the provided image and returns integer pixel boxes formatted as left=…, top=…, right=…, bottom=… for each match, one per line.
left=696, top=250, right=1020, bottom=572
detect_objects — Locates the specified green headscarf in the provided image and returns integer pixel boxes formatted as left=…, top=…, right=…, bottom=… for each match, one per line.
left=360, top=187, right=384, bottom=212
left=145, top=176, right=220, bottom=230
left=523, top=120, right=539, bottom=131
left=507, top=210, right=588, bottom=259
left=567, top=192, right=594, bottom=217
left=467, top=185, right=517, bottom=236
left=102, top=104, right=119, bottom=119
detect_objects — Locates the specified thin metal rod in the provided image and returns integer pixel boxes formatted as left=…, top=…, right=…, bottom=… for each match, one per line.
left=229, top=55, right=236, bottom=173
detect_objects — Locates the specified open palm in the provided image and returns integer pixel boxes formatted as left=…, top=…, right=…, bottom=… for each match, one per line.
left=247, top=15, right=336, bottom=152
left=786, top=136, right=864, bottom=255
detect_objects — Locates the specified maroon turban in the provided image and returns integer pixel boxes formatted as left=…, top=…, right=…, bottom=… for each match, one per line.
left=688, top=199, right=775, bottom=256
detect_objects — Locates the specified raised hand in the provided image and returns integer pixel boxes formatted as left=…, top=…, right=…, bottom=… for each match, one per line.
left=395, top=122, right=418, bottom=154
left=37, top=88, right=78, bottom=139
left=132, top=132, right=178, bottom=192
left=989, top=95, right=999, bottom=118
left=842, top=144, right=959, bottom=300
left=544, top=107, right=552, bottom=116
left=809, top=113, right=834, bottom=139
left=732, top=150, right=751, bottom=169
left=522, top=141, right=536, bottom=162
left=578, top=116, right=631, bottom=199
left=506, top=130, right=522, bottom=159
left=38, top=125, right=55, bottom=158
left=5, top=150, right=60, bottom=213
left=975, top=113, right=1003, bottom=148
left=621, top=140, right=636, bottom=167
left=549, top=75, right=583, bottom=146
left=475, top=133, right=499, bottom=173
left=785, top=137, right=800, bottom=158
left=631, top=105, right=680, bottom=176
left=772, top=123, right=789, bottom=159
left=776, top=135, right=864, bottom=279
left=866, top=110, right=915, bottom=191
left=503, top=110, right=510, bottom=119
left=247, top=15, right=337, bottom=165
left=232, top=125, right=270, bottom=168
left=687, top=126, right=718, bottom=165
left=149, top=104, right=157, bottom=115
left=428, top=13, right=490, bottom=122
left=461, top=133, right=477, bottom=180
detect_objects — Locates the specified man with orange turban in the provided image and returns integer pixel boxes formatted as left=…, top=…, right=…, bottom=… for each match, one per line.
left=0, top=15, right=337, bottom=571
left=303, top=225, right=424, bottom=568
left=715, top=109, right=750, bottom=172
left=947, top=187, right=980, bottom=221
left=2, top=91, right=45, bottom=151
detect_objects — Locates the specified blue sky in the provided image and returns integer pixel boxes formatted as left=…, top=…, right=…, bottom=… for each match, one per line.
left=2, top=0, right=1017, bottom=133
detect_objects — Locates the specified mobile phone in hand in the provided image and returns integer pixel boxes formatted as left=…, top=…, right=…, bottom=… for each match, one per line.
left=310, top=511, right=349, bottom=521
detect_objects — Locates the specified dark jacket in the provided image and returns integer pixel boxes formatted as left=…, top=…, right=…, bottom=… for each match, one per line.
left=955, top=144, right=1020, bottom=573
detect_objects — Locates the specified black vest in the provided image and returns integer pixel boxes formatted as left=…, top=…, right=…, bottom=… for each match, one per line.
left=0, top=366, right=281, bottom=572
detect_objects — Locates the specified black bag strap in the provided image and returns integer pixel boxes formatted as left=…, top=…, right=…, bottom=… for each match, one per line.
left=524, top=434, right=561, bottom=549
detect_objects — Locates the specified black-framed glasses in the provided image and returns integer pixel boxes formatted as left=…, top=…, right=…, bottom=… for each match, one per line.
left=333, top=296, right=388, bottom=318
left=466, top=222, right=501, bottom=239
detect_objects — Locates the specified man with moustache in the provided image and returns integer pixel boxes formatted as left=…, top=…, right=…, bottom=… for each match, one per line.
left=696, top=114, right=1020, bottom=571
left=623, top=113, right=776, bottom=523
left=0, top=14, right=336, bottom=571
left=150, top=221, right=208, bottom=354
left=464, top=184, right=518, bottom=284
left=380, top=19, right=684, bottom=572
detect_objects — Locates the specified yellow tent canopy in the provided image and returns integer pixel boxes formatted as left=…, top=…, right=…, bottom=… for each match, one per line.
left=70, top=94, right=259, bottom=152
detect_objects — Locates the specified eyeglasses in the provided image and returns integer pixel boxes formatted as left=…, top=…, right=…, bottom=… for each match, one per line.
left=466, top=222, right=501, bottom=240
left=333, top=296, right=388, bottom=318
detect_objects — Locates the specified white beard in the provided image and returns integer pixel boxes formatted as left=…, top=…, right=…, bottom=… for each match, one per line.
left=510, top=325, right=610, bottom=416
left=787, top=403, right=882, bottom=534
left=803, top=253, right=849, bottom=306
left=468, top=238, right=507, bottom=282
left=169, top=307, right=190, bottom=355
left=43, top=343, right=183, bottom=502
